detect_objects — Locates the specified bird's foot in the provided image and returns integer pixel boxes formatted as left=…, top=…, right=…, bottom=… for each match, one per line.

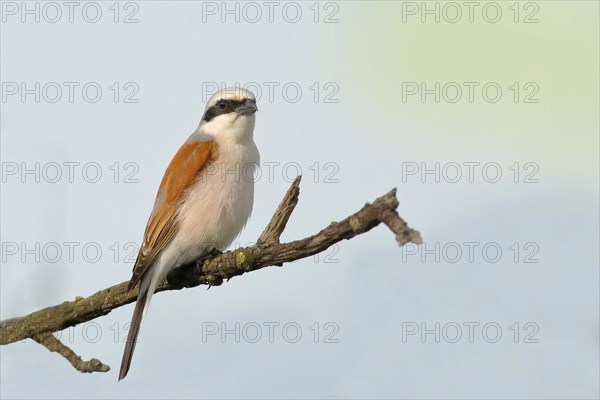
left=195, top=248, right=223, bottom=271
left=206, top=248, right=224, bottom=258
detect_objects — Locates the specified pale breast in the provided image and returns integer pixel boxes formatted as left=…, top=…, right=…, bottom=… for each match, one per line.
left=171, top=138, right=260, bottom=265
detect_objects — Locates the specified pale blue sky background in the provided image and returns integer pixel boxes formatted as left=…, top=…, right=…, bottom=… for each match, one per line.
left=1, top=1, right=599, bottom=398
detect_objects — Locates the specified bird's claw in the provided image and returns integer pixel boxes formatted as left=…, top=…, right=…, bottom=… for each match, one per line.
left=206, top=248, right=223, bottom=258
left=195, top=248, right=223, bottom=272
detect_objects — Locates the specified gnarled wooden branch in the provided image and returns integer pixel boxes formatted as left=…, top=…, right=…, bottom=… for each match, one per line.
left=32, top=332, right=110, bottom=373
left=0, top=176, right=421, bottom=373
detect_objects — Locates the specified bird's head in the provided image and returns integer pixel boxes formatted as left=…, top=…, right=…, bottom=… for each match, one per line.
left=199, top=87, right=257, bottom=142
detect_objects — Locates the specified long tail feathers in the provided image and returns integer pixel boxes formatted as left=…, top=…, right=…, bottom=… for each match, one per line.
left=118, top=285, right=150, bottom=381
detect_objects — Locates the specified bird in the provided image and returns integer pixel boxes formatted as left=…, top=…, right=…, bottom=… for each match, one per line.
left=118, top=87, right=260, bottom=380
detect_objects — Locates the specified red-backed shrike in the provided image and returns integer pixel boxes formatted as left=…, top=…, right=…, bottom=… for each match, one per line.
left=119, top=88, right=260, bottom=380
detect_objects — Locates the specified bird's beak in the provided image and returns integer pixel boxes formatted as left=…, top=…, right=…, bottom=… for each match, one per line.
left=235, top=99, right=258, bottom=115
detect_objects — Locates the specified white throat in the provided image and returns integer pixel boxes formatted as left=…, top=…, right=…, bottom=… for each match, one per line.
left=198, top=113, right=256, bottom=144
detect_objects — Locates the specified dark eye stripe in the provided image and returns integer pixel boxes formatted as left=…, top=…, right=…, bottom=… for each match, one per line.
left=202, top=98, right=249, bottom=123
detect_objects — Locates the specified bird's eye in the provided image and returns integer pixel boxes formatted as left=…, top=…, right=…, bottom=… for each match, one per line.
left=217, top=100, right=227, bottom=110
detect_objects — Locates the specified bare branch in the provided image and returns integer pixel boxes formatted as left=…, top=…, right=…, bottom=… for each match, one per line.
left=0, top=282, right=136, bottom=348
left=32, top=332, right=110, bottom=373
left=257, top=175, right=302, bottom=246
left=380, top=200, right=423, bottom=247
left=0, top=177, right=421, bottom=374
